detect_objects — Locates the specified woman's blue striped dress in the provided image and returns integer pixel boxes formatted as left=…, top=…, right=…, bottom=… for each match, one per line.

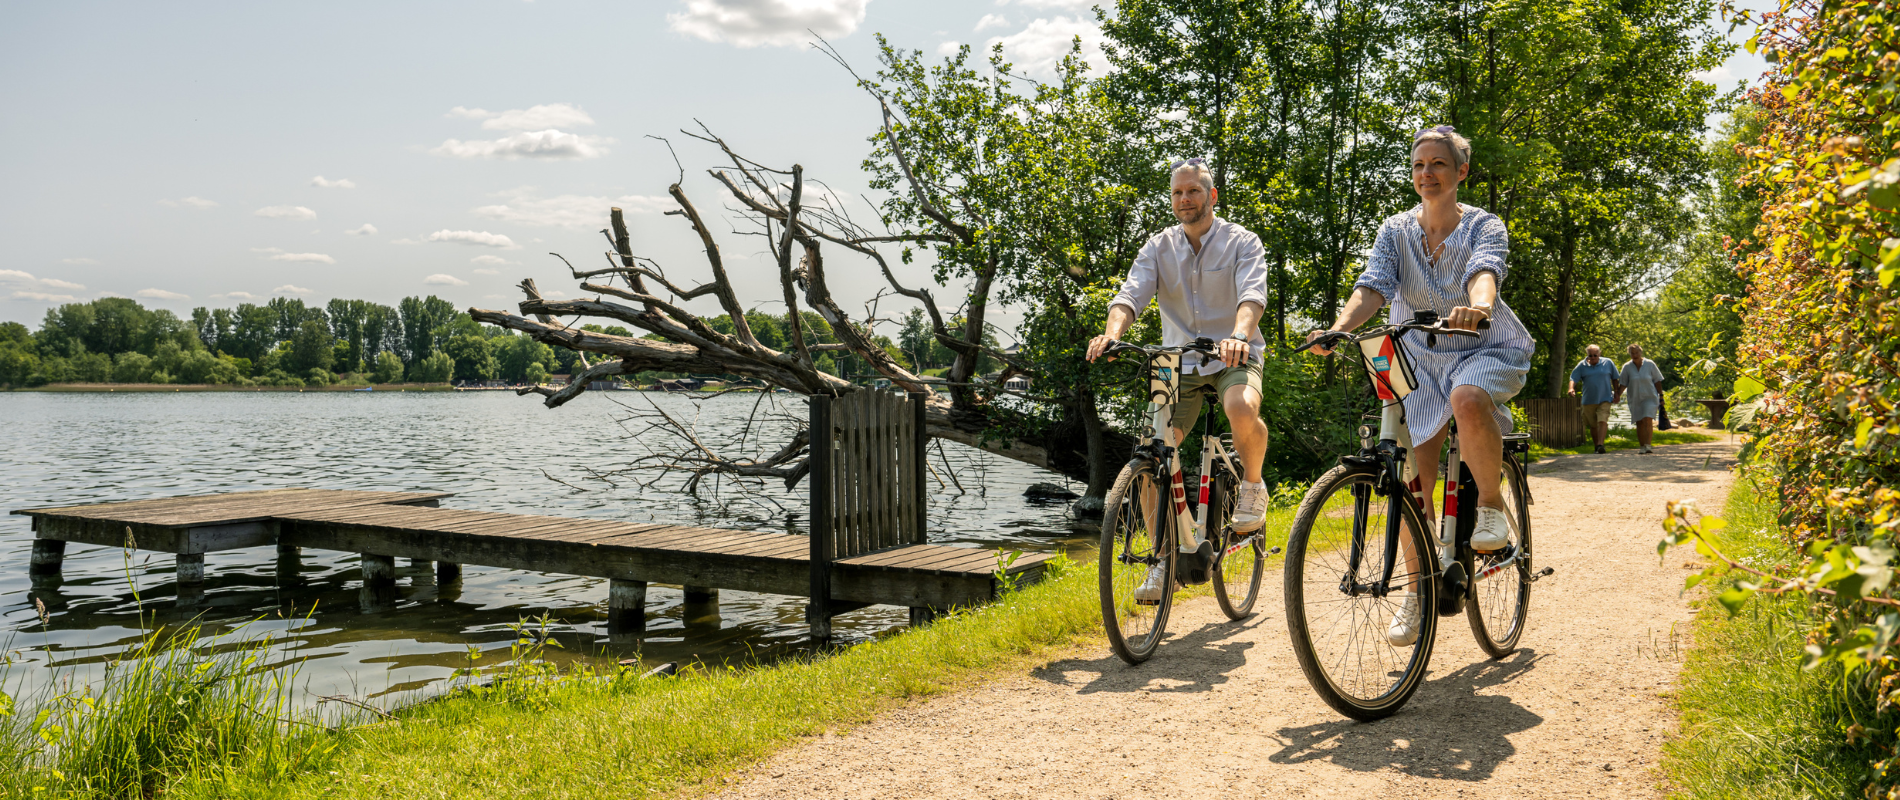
left=1352, top=204, right=1537, bottom=441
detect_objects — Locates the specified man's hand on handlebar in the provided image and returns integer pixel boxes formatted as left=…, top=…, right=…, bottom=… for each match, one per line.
left=1217, top=337, right=1251, bottom=367
left=1086, top=334, right=1118, bottom=362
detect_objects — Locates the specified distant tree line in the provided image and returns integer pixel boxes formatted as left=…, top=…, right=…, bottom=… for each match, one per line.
left=0, top=295, right=573, bottom=388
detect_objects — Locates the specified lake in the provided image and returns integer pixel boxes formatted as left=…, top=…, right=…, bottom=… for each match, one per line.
left=0, top=390, right=1091, bottom=706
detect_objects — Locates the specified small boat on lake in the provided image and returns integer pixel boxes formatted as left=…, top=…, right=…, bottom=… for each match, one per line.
left=355, top=386, right=373, bottom=392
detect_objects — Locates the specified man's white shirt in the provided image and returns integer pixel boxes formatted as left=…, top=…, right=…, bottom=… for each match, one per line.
left=1109, top=216, right=1270, bottom=375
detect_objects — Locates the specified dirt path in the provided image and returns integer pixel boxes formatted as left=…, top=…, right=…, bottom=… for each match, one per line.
left=713, top=437, right=1741, bottom=800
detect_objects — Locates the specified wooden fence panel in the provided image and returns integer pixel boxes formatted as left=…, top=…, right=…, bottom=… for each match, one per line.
left=817, top=390, right=926, bottom=562
left=1521, top=397, right=1584, bottom=448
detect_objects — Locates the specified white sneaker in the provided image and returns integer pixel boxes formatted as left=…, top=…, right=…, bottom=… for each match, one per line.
left=1133, top=562, right=1170, bottom=605
left=1471, top=506, right=1511, bottom=552
left=1387, top=593, right=1422, bottom=646
left=1231, top=481, right=1269, bottom=532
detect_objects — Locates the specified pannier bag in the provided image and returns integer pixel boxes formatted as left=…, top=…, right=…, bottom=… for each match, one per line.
left=1356, top=333, right=1419, bottom=401
left=1147, top=351, right=1182, bottom=407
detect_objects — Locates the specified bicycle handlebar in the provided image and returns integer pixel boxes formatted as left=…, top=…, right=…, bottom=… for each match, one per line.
left=1292, top=313, right=1491, bottom=355
left=1100, top=336, right=1220, bottom=358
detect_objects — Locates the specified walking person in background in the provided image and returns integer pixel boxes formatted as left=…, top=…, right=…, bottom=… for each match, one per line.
left=1568, top=344, right=1619, bottom=454
left=1616, top=344, right=1666, bottom=454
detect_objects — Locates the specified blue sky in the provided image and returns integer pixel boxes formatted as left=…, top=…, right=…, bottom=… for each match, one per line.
left=0, top=0, right=1768, bottom=334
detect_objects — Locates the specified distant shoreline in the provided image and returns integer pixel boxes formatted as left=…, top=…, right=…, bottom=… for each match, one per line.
left=8, top=383, right=459, bottom=393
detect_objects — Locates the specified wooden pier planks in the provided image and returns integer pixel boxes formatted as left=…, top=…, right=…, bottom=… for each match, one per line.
left=272, top=503, right=1049, bottom=610
left=13, top=488, right=452, bottom=553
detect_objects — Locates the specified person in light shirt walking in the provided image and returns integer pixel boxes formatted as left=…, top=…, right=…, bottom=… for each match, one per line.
left=1086, top=157, right=1272, bottom=604
left=1617, top=344, right=1666, bottom=454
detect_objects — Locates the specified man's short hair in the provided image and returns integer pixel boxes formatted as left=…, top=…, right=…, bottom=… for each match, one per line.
left=1586, top=344, right=1601, bottom=354
left=1171, top=162, right=1215, bottom=191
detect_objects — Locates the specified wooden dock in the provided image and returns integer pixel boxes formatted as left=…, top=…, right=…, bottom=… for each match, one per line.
left=15, top=487, right=1051, bottom=635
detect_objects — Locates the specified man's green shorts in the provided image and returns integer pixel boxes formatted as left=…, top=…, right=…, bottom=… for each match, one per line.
left=1169, top=361, right=1263, bottom=432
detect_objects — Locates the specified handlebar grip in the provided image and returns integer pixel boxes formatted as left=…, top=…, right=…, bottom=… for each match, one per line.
left=1293, top=332, right=1350, bottom=354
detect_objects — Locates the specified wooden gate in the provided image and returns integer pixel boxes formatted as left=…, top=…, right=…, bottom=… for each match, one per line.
left=809, top=390, right=928, bottom=636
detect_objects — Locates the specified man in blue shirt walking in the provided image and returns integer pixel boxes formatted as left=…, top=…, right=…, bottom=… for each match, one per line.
left=1568, top=344, right=1621, bottom=453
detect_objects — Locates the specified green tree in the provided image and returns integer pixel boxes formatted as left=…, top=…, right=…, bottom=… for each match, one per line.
left=407, top=351, right=454, bottom=384
left=284, top=320, right=335, bottom=373
left=370, top=351, right=404, bottom=384
left=494, top=334, right=557, bottom=382
left=444, top=334, right=498, bottom=382
left=326, top=298, right=372, bottom=374
left=399, top=295, right=456, bottom=365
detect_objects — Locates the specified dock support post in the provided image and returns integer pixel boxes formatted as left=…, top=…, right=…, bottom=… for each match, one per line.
left=29, top=540, right=65, bottom=580
left=360, top=554, right=396, bottom=609
left=909, top=607, right=936, bottom=628
left=436, top=562, right=461, bottom=584
left=683, top=586, right=718, bottom=604
left=407, top=558, right=434, bottom=584
left=608, top=579, right=646, bottom=635
left=176, top=553, right=205, bottom=585
left=275, top=544, right=302, bottom=584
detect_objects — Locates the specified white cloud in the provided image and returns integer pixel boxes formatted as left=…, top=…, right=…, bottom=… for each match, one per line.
left=426, top=229, right=519, bottom=249
left=390, top=237, right=423, bottom=245
left=211, top=291, right=259, bottom=301
left=136, top=288, right=189, bottom=300
left=310, top=176, right=356, bottom=189
left=471, top=254, right=515, bottom=265
left=252, top=247, right=336, bottom=264
left=667, top=0, right=868, bottom=48
left=1, top=269, right=87, bottom=292
left=425, top=274, right=470, bottom=286
left=61, top=257, right=98, bottom=265
left=473, top=268, right=501, bottom=275
left=272, top=284, right=311, bottom=296
left=542, top=289, right=568, bottom=298
left=430, top=130, right=610, bottom=160
left=10, top=291, right=79, bottom=302
left=995, top=0, right=1095, bottom=9
left=255, top=205, right=317, bottom=220
left=346, top=223, right=378, bottom=236
left=481, top=103, right=594, bottom=130
left=975, top=13, right=1009, bottom=31
left=1694, top=65, right=1735, bottom=84
left=160, top=196, right=219, bottom=209
left=447, top=106, right=492, bottom=119
left=937, top=41, right=963, bottom=56
left=987, top=16, right=1105, bottom=78
left=473, top=189, right=675, bottom=228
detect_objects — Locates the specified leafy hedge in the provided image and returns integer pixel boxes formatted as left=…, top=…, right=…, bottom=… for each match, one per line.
left=1664, top=0, right=1900, bottom=792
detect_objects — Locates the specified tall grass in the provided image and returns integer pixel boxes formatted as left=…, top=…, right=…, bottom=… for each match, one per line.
left=0, top=623, right=341, bottom=799
left=1664, top=477, right=1900, bottom=798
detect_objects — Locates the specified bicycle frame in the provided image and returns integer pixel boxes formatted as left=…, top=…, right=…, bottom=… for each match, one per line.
left=1137, top=348, right=1246, bottom=556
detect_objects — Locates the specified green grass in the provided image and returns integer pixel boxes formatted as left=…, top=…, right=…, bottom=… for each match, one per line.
left=1527, top=426, right=1717, bottom=461
left=144, top=558, right=1104, bottom=799
left=1663, top=478, right=1898, bottom=799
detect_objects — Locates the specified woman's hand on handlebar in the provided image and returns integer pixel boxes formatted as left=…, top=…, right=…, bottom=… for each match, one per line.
left=1301, top=329, right=1347, bottom=357
left=1445, top=304, right=1492, bottom=332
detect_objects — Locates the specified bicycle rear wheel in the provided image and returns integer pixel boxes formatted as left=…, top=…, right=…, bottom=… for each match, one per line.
left=1211, top=468, right=1264, bottom=619
left=1284, top=464, right=1438, bottom=721
left=1468, top=455, right=1532, bottom=657
left=1100, top=462, right=1173, bottom=664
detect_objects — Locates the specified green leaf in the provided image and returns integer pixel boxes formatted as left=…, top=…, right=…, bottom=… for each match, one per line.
left=1684, top=573, right=1706, bottom=593
left=1744, top=34, right=1759, bottom=54
left=1733, top=375, right=1767, bottom=401
left=1716, top=584, right=1755, bottom=615
left=1857, top=416, right=1876, bottom=449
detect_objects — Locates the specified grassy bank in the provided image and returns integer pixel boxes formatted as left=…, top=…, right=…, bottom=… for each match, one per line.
left=1, top=558, right=1104, bottom=799
left=1663, top=478, right=1899, bottom=798
left=1527, top=425, right=1718, bottom=461
left=12, top=383, right=457, bottom=393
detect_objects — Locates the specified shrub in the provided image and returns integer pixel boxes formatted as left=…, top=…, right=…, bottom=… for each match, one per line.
left=371, top=351, right=403, bottom=384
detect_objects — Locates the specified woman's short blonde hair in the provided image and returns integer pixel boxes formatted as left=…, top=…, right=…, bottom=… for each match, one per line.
left=1413, top=127, right=1472, bottom=169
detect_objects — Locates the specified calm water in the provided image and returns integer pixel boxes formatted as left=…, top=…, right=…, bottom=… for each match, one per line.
left=0, top=391, right=1090, bottom=706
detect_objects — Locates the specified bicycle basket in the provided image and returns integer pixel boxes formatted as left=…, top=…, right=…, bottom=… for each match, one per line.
left=1356, top=332, right=1419, bottom=401
left=1147, top=351, right=1182, bottom=406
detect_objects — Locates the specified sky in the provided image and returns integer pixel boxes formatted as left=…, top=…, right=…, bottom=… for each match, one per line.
left=0, top=0, right=1770, bottom=338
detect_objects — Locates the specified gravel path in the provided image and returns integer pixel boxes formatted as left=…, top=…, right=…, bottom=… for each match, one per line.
left=712, top=436, right=1741, bottom=800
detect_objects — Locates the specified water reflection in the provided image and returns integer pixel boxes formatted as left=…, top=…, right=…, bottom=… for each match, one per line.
left=0, top=391, right=1095, bottom=705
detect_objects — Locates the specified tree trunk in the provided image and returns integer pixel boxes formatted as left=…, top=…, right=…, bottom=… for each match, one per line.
left=1544, top=228, right=1578, bottom=398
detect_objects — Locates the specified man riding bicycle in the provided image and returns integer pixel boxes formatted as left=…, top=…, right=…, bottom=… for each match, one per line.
left=1085, top=158, right=1272, bottom=602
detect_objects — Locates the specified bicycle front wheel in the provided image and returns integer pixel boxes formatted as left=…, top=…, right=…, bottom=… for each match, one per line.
left=1211, top=468, right=1264, bottom=619
left=1468, top=455, right=1532, bottom=657
left=1100, top=462, right=1173, bottom=664
left=1284, top=464, right=1438, bottom=721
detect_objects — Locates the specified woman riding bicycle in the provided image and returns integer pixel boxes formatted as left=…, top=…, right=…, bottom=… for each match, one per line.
left=1302, top=126, right=1536, bottom=647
